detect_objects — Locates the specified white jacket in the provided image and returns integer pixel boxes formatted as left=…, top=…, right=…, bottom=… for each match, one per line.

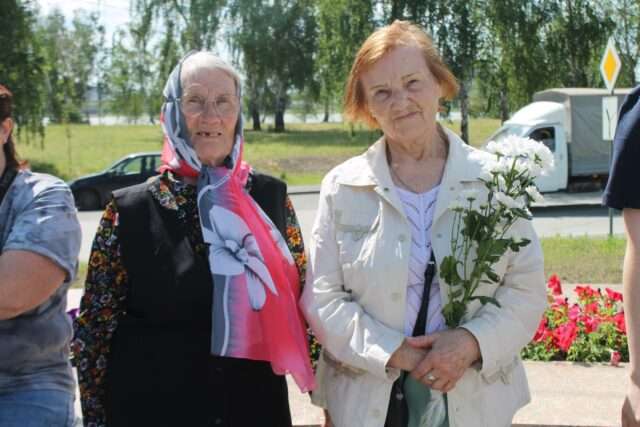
left=301, top=129, right=547, bottom=427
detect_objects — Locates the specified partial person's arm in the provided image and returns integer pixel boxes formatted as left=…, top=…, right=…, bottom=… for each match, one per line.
left=301, top=176, right=423, bottom=381
left=283, top=196, right=322, bottom=370
left=0, top=179, right=81, bottom=319
left=0, top=251, right=66, bottom=319
left=622, top=209, right=640, bottom=427
left=71, top=200, right=129, bottom=427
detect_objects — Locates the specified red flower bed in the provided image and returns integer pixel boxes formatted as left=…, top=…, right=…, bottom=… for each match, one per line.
left=522, top=275, right=628, bottom=365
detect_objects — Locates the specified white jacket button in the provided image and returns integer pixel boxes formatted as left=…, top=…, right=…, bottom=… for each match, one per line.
left=372, top=408, right=381, bottom=418
left=398, top=234, right=406, bottom=242
left=391, top=292, right=401, bottom=302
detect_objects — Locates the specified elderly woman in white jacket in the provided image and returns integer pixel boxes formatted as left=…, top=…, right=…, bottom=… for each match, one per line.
left=301, top=20, right=547, bottom=427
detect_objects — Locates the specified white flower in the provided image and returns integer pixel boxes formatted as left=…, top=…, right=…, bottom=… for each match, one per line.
left=494, top=191, right=524, bottom=210
left=496, top=175, right=507, bottom=192
left=460, top=189, right=479, bottom=201
left=485, top=136, right=554, bottom=177
left=514, top=157, right=541, bottom=178
left=533, top=144, right=554, bottom=175
left=525, top=185, right=544, bottom=203
left=204, top=206, right=278, bottom=311
left=449, top=199, right=466, bottom=211
left=485, top=140, right=503, bottom=155
left=479, top=168, right=493, bottom=182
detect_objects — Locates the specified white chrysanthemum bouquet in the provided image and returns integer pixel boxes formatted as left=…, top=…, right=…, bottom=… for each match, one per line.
left=440, top=135, right=554, bottom=327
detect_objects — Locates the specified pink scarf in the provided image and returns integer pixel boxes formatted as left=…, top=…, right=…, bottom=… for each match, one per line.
left=158, top=53, right=315, bottom=392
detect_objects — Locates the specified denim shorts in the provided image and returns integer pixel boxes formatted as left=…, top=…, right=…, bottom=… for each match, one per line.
left=0, top=389, right=75, bottom=427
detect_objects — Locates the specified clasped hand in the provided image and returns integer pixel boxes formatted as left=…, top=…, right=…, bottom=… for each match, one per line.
left=406, top=328, right=481, bottom=393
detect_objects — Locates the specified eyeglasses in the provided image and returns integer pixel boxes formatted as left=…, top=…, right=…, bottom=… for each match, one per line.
left=179, top=94, right=238, bottom=117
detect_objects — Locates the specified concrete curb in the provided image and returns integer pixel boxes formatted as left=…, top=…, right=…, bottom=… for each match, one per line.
left=288, top=185, right=321, bottom=195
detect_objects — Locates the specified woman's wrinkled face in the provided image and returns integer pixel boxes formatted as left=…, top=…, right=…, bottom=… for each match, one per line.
left=361, top=45, right=442, bottom=143
left=181, top=68, right=239, bottom=167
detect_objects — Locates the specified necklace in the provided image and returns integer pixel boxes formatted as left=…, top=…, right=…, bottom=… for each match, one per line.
left=389, top=165, right=421, bottom=193
left=386, top=143, right=422, bottom=192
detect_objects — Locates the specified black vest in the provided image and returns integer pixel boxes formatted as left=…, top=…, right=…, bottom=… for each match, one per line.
left=105, top=173, right=292, bottom=427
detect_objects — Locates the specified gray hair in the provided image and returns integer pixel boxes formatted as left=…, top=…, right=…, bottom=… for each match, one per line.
left=180, top=51, right=241, bottom=96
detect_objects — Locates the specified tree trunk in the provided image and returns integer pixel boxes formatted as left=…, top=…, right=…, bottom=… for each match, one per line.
left=249, top=98, right=261, bottom=131
left=499, top=86, right=509, bottom=124
left=323, top=96, right=330, bottom=122
left=274, top=94, right=286, bottom=133
left=459, top=82, right=469, bottom=144
left=252, top=108, right=261, bottom=131
left=274, top=110, right=285, bottom=132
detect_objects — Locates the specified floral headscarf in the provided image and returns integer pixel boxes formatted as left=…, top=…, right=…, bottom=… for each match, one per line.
left=159, top=52, right=315, bottom=392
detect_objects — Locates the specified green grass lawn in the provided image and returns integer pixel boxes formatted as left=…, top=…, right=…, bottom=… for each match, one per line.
left=542, top=236, right=625, bottom=284
left=71, top=235, right=626, bottom=289
left=16, top=118, right=502, bottom=184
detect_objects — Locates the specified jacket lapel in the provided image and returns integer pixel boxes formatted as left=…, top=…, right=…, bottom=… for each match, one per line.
left=335, top=130, right=486, bottom=227
left=432, top=128, right=485, bottom=227
left=336, top=137, right=407, bottom=217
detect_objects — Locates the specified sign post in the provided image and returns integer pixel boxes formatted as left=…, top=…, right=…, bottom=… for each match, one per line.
left=600, top=37, right=621, bottom=237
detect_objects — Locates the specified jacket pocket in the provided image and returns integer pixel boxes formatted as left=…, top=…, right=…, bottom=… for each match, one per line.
left=335, top=209, right=380, bottom=266
left=480, top=358, right=530, bottom=426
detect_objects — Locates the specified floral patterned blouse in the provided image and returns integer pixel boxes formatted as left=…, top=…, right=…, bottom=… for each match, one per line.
left=71, top=171, right=320, bottom=427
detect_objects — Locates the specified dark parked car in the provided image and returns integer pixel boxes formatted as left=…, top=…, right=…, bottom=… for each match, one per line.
left=69, top=152, right=161, bottom=210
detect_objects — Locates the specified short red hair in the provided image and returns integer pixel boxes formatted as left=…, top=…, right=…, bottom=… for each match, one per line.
left=343, top=20, right=459, bottom=128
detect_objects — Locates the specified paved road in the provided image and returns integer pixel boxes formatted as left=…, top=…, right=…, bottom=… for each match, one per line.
left=70, top=196, right=626, bottom=426
left=76, top=193, right=624, bottom=262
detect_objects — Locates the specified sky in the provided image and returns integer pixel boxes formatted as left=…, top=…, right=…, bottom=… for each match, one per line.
left=36, top=0, right=132, bottom=41
left=35, top=0, right=233, bottom=61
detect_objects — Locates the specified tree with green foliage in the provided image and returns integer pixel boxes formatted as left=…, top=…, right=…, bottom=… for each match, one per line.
left=546, top=0, right=615, bottom=87
left=479, top=0, right=555, bottom=119
left=382, top=0, right=429, bottom=24
left=38, top=9, right=103, bottom=123
left=269, top=0, right=318, bottom=132
left=316, top=0, right=374, bottom=122
left=38, top=10, right=74, bottom=123
left=0, top=0, right=47, bottom=143
left=106, top=30, right=145, bottom=122
left=129, top=1, right=161, bottom=123
left=426, top=1, right=481, bottom=143
left=473, top=29, right=510, bottom=121
left=133, top=0, right=227, bottom=51
left=602, top=0, right=640, bottom=87
left=228, top=0, right=271, bottom=130
left=229, top=0, right=317, bottom=132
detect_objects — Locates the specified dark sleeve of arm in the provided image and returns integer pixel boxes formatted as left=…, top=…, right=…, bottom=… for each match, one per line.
left=283, top=196, right=321, bottom=371
left=603, top=87, right=640, bottom=209
left=71, top=200, right=129, bottom=427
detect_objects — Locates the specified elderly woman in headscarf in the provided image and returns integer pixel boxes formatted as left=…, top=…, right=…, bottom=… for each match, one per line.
left=72, top=52, right=316, bottom=427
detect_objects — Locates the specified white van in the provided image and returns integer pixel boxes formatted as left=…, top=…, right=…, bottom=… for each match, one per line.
left=488, top=88, right=632, bottom=192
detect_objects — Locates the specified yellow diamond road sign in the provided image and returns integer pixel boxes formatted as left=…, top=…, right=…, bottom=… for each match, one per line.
left=600, top=37, right=621, bottom=92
